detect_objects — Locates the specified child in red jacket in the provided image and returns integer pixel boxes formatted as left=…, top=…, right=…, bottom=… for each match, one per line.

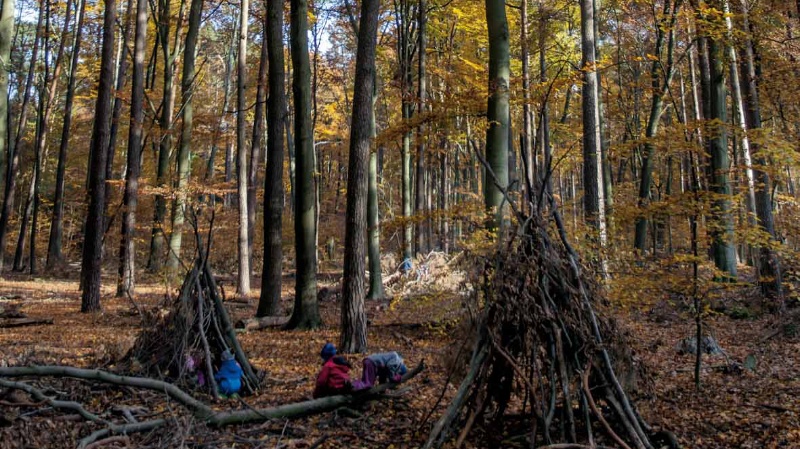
left=313, top=343, right=353, bottom=398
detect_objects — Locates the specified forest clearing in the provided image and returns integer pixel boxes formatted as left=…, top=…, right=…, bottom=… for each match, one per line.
left=2, top=0, right=800, bottom=446
left=0, top=265, right=799, bottom=448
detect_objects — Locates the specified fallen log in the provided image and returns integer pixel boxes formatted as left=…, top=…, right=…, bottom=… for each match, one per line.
left=0, top=317, right=53, bottom=328
left=0, top=361, right=425, bottom=427
left=235, top=316, right=290, bottom=331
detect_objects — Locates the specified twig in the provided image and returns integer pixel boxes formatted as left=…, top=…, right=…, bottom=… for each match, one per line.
left=77, top=419, right=167, bottom=449
left=83, top=435, right=130, bottom=449
left=580, top=363, right=631, bottom=449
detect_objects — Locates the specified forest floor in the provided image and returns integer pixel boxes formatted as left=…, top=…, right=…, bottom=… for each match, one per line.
left=0, top=265, right=799, bottom=449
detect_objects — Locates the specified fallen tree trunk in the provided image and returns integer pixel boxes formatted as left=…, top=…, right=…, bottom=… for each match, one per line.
left=0, top=317, right=53, bottom=328
left=0, top=361, right=425, bottom=427
left=235, top=316, right=290, bottom=331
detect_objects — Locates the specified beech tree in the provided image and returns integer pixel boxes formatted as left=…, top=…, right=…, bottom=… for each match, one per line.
left=257, top=0, right=286, bottom=318
left=484, top=0, right=509, bottom=230
left=286, top=0, right=320, bottom=329
left=340, top=0, right=380, bottom=353
left=80, top=0, right=116, bottom=312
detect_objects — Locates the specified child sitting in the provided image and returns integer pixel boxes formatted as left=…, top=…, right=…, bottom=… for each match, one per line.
left=352, top=351, right=408, bottom=391
left=313, top=343, right=353, bottom=398
left=215, top=349, right=243, bottom=397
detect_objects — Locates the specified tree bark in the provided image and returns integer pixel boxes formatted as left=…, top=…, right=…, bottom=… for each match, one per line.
left=117, top=0, right=150, bottom=296
left=633, top=0, right=679, bottom=252
left=340, top=0, right=380, bottom=353
left=739, top=0, right=782, bottom=299
left=47, top=0, right=87, bottom=269
left=580, top=0, right=607, bottom=249
left=235, top=0, right=251, bottom=296
left=257, top=0, right=286, bottom=318
left=0, top=0, right=14, bottom=214
left=415, top=0, right=427, bottom=255
left=249, top=16, right=269, bottom=271
left=0, top=0, right=42, bottom=273
left=705, top=0, right=737, bottom=280
left=484, top=0, right=510, bottom=232
left=81, top=0, right=117, bottom=312
left=287, top=0, right=320, bottom=329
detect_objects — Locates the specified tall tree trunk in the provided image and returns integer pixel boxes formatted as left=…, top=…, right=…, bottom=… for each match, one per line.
left=394, top=0, right=414, bottom=269
left=235, top=0, right=251, bottom=296
left=206, top=10, right=238, bottom=185
left=0, top=0, right=14, bottom=205
left=256, top=0, right=286, bottom=318
left=103, top=0, right=134, bottom=239
left=706, top=0, right=737, bottom=279
left=147, top=0, right=183, bottom=272
left=249, top=16, right=269, bottom=273
left=633, top=0, right=678, bottom=251
left=286, top=0, right=320, bottom=329
left=81, top=0, right=117, bottom=312
left=484, top=0, right=510, bottom=231
left=739, top=0, right=781, bottom=299
left=47, top=0, right=87, bottom=268
left=341, top=0, right=379, bottom=353
left=366, top=84, right=384, bottom=300
left=117, top=0, right=149, bottom=297
left=521, top=0, right=533, bottom=208
left=415, top=0, right=427, bottom=255
left=0, top=0, right=43, bottom=272
left=581, top=0, right=606, bottom=249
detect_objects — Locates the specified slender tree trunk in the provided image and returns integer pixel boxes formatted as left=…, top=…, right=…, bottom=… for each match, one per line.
left=81, top=0, right=117, bottom=312
left=47, top=0, right=87, bottom=268
left=739, top=0, right=782, bottom=300
left=341, top=0, right=379, bottom=353
left=633, top=0, right=678, bottom=251
left=117, top=0, right=149, bottom=297
left=0, top=0, right=43, bottom=272
left=415, top=0, right=427, bottom=255
left=236, top=0, right=251, bottom=296
left=366, top=82, right=384, bottom=300
left=0, top=0, right=14, bottom=209
left=484, top=0, right=510, bottom=231
left=286, top=0, right=320, bottom=329
left=521, top=0, right=533, bottom=208
left=249, top=17, right=269, bottom=273
left=257, top=0, right=286, bottom=318
left=395, top=0, right=414, bottom=269
left=207, top=11, right=238, bottom=185
left=148, top=0, right=182, bottom=272
left=581, top=0, right=606, bottom=249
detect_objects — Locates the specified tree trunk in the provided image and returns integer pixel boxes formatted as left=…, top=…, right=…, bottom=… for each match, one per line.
left=580, top=0, right=607, bottom=249
left=739, top=0, right=782, bottom=300
left=206, top=11, right=238, bottom=186
left=341, top=0, right=379, bottom=353
left=47, top=0, right=87, bottom=269
left=633, top=0, right=678, bottom=251
left=148, top=0, right=182, bottom=273
left=236, top=0, right=251, bottom=297
left=705, top=0, right=737, bottom=279
left=366, top=89, right=384, bottom=300
left=394, top=0, right=414, bottom=269
left=286, top=0, right=320, bottom=329
left=415, top=0, right=427, bottom=255
left=249, top=16, right=269, bottom=272
left=0, top=0, right=14, bottom=213
left=0, top=0, right=42, bottom=272
left=117, top=0, right=150, bottom=296
left=484, top=0, right=510, bottom=231
left=256, top=0, right=286, bottom=318
left=521, top=0, right=533, bottom=208
left=80, top=0, right=117, bottom=312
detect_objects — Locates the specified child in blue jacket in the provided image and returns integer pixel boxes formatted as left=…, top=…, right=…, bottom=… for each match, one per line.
left=215, top=349, right=243, bottom=397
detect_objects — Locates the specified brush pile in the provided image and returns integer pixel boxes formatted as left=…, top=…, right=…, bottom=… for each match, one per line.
left=123, top=259, right=260, bottom=397
left=425, top=213, right=676, bottom=449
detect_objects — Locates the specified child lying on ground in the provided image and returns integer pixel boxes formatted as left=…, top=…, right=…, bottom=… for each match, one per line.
left=313, top=343, right=353, bottom=398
